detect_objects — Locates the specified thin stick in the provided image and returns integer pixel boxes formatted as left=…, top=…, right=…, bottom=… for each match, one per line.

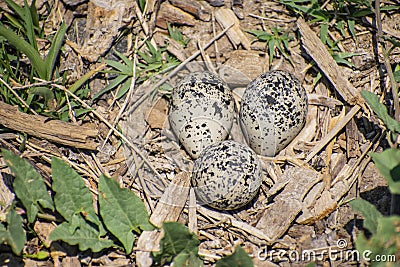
left=197, top=206, right=272, bottom=243
left=0, top=77, right=38, bottom=115
left=305, top=105, right=361, bottom=162
left=53, top=84, right=165, bottom=182
left=101, top=37, right=139, bottom=149
left=128, top=23, right=234, bottom=113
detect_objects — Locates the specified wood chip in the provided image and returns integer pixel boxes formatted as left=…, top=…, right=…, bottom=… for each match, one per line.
left=79, top=0, right=136, bottom=62
left=215, top=8, right=251, bottom=50
left=169, top=0, right=211, bottom=21
left=0, top=101, right=98, bottom=150
left=156, top=2, right=195, bottom=29
left=256, top=167, right=321, bottom=242
left=146, top=97, right=169, bottom=129
left=307, top=93, right=344, bottom=109
left=345, top=113, right=361, bottom=158
left=297, top=189, right=337, bottom=225
left=297, top=17, right=361, bottom=105
left=136, top=172, right=190, bottom=267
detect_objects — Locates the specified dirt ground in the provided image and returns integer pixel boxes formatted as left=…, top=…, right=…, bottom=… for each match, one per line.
left=1, top=0, right=399, bottom=266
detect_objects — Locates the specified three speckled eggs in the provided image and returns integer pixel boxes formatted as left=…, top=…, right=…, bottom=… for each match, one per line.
left=169, top=70, right=308, bottom=210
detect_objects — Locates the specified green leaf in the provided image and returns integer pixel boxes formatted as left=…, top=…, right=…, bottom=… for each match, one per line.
left=350, top=199, right=382, bottom=234
left=49, top=215, right=114, bottom=252
left=394, top=70, right=400, bottom=83
left=352, top=8, right=373, bottom=17
left=173, top=251, right=204, bottom=267
left=268, top=38, right=275, bottom=64
left=0, top=207, right=26, bottom=255
left=332, top=54, right=355, bottom=68
left=1, top=149, right=54, bottom=223
left=23, top=0, right=37, bottom=50
left=361, top=90, right=400, bottom=134
left=138, top=0, right=146, bottom=12
left=320, top=22, right=328, bottom=44
left=0, top=22, right=47, bottom=79
left=44, top=22, right=67, bottom=80
left=380, top=5, right=400, bottom=11
left=370, top=149, right=400, bottom=194
left=348, top=19, right=355, bottom=38
left=5, top=0, right=25, bottom=22
left=113, top=50, right=133, bottom=70
left=152, top=222, right=201, bottom=266
left=51, top=157, right=105, bottom=234
left=115, top=78, right=132, bottom=100
left=105, top=59, right=132, bottom=75
left=29, top=86, right=55, bottom=105
left=216, top=246, right=254, bottom=267
left=355, top=216, right=400, bottom=266
left=98, top=174, right=153, bottom=254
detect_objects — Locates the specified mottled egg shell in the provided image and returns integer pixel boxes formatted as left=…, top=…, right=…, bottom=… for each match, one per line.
left=169, top=71, right=235, bottom=159
left=192, top=140, right=263, bottom=210
left=239, top=70, right=308, bottom=156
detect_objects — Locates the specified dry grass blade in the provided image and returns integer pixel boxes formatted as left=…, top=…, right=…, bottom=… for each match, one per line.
left=53, top=84, right=165, bottom=182
left=127, top=23, right=234, bottom=113
left=297, top=17, right=361, bottom=105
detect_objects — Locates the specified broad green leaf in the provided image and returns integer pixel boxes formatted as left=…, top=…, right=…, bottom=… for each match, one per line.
left=361, top=90, right=400, bottom=134
left=29, top=86, right=55, bottom=104
left=216, top=246, right=254, bottom=267
left=7, top=207, right=26, bottom=255
left=0, top=207, right=26, bottom=255
left=355, top=216, right=400, bottom=267
left=1, top=149, right=54, bottom=223
left=173, top=251, right=204, bottom=267
left=44, top=22, right=67, bottom=80
left=394, top=70, right=400, bottom=83
left=350, top=199, right=382, bottom=234
left=51, top=157, right=105, bottom=234
left=370, top=149, right=400, bottom=194
left=98, top=174, right=153, bottom=254
left=152, top=222, right=201, bottom=266
left=49, top=215, right=114, bottom=252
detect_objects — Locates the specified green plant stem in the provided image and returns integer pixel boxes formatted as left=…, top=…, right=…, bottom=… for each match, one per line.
left=375, top=0, right=400, bottom=122
left=375, top=0, right=400, bottom=215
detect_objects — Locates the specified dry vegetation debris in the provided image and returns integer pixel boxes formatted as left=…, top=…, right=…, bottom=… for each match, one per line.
left=0, top=0, right=400, bottom=266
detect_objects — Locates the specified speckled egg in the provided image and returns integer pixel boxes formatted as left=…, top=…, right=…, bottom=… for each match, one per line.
left=169, top=71, right=235, bottom=159
left=239, top=70, right=308, bottom=156
left=192, top=140, right=263, bottom=210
